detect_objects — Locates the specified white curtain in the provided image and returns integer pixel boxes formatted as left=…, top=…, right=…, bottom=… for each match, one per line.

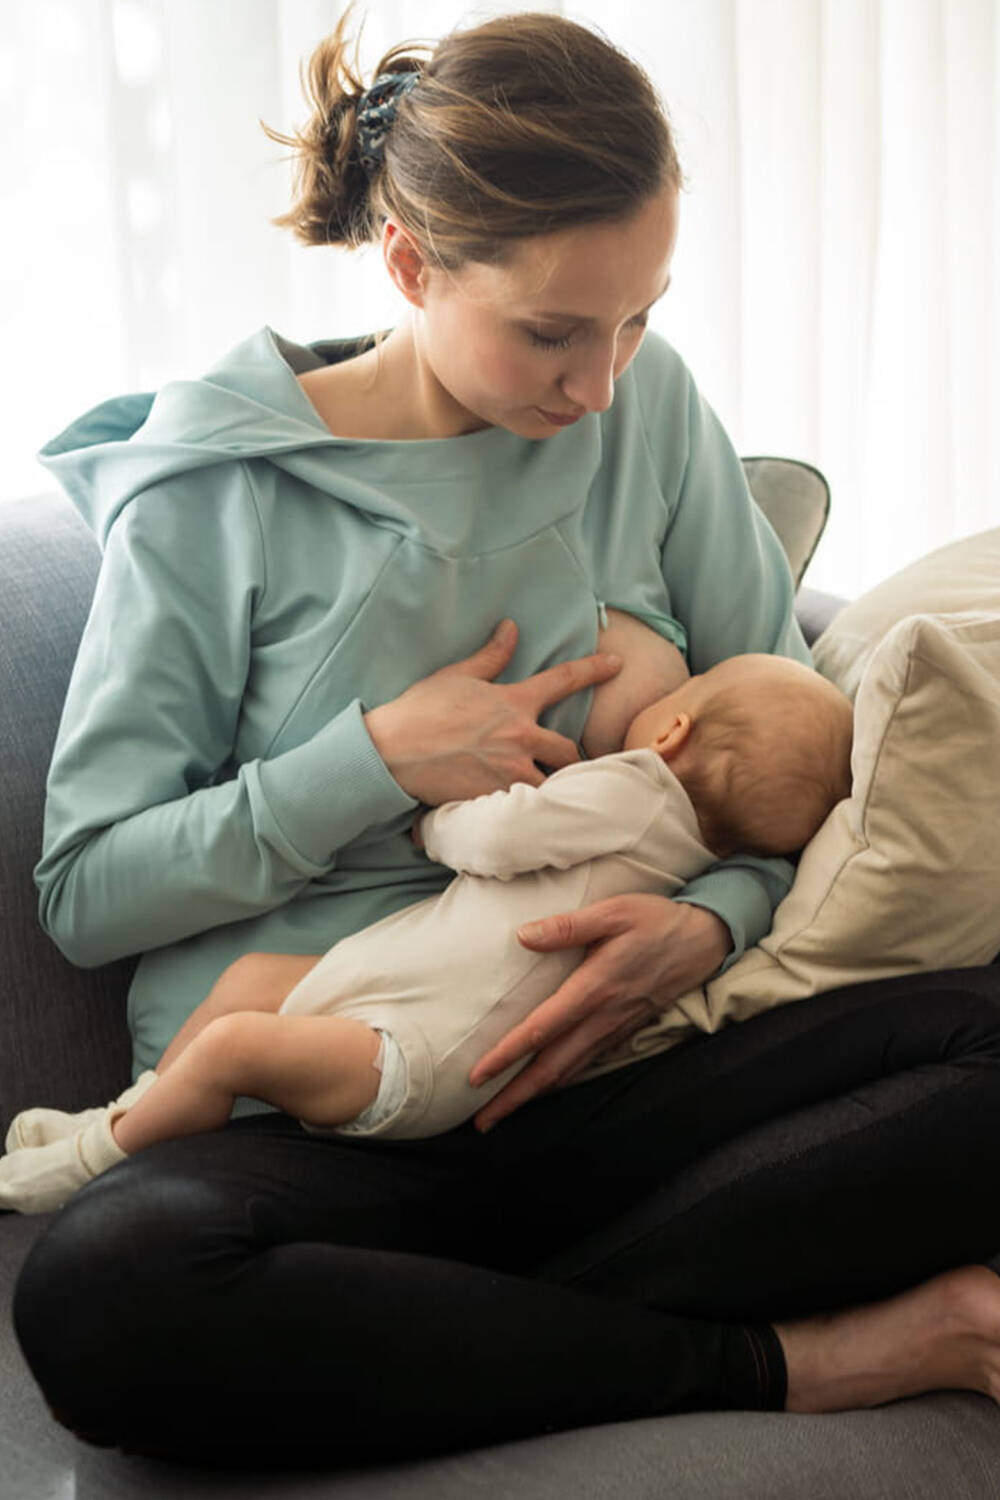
left=2, top=0, right=997, bottom=596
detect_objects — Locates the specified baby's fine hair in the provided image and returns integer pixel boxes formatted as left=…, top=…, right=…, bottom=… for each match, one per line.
left=261, top=4, right=683, bottom=270
left=680, top=671, right=854, bottom=859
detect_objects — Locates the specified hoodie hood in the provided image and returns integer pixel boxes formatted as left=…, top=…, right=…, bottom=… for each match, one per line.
left=38, top=328, right=336, bottom=548
left=36, top=325, right=596, bottom=554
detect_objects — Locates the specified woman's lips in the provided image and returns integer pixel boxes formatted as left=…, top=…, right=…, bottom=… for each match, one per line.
left=535, top=406, right=583, bottom=427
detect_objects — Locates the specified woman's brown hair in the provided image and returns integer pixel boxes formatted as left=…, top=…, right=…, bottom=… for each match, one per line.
left=261, top=4, right=683, bottom=270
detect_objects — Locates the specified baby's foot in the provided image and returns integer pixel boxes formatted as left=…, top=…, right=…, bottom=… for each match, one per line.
left=777, top=1264, right=1000, bottom=1412
left=0, top=1109, right=128, bottom=1215
left=5, top=1071, right=158, bottom=1153
left=6, top=1103, right=107, bottom=1154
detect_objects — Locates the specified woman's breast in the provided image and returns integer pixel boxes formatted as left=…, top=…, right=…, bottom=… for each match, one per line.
left=582, top=608, right=690, bottom=759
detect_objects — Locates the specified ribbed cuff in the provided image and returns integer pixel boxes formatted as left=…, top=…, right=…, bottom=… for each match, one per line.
left=254, top=698, right=418, bottom=865
left=674, top=858, right=793, bottom=977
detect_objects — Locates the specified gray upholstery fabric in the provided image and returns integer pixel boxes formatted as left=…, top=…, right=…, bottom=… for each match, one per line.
left=0, top=494, right=135, bottom=1131
left=8, top=475, right=1000, bottom=1497
left=743, top=456, right=830, bottom=588
left=793, top=586, right=845, bottom=647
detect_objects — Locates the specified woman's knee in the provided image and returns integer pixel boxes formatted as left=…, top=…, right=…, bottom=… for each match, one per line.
left=12, top=1154, right=231, bottom=1440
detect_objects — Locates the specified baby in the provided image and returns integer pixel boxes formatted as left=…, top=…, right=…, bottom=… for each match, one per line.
left=0, top=648, right=853, bottom=1213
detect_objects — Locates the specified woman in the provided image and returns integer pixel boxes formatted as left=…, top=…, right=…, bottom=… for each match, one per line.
left=13, top=6, right=1000, bottom=1467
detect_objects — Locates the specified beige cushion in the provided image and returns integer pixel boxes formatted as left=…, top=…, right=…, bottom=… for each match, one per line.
left=578, top=597, right=1000, bottom=1082
left=811, top=525, right=1000, bottom=699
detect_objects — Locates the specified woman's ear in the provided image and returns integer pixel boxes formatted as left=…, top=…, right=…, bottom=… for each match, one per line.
left=652, top=711, right=692, bottom=761
left=383, top=220, right=429, bottom=308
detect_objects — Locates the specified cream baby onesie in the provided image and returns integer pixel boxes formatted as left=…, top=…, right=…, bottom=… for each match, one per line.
left=278, top=747, right=717, bottom=1140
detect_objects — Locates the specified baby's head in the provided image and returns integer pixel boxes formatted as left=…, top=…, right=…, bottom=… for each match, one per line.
left=624, top=654, right=854, bottom=859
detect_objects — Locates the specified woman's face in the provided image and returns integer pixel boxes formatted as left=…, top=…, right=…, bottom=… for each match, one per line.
left=399, top=184, right=679, bottom=438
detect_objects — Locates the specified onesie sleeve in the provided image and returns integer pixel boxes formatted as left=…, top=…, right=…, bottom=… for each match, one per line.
left=421, top=758, right=658, bottom=879
left=635, top=342, right=809, bottom=973
left=34, top=469, right=416, bottom=969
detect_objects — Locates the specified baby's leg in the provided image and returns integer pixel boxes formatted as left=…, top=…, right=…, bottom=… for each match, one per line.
left=155, top=953, right=322, bottom=1075
left=3, top=953, right=323, bottom=1158
left=112, top=1013, right=382, bottom=1155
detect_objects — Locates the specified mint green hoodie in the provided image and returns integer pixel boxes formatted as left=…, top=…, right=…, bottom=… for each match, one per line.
left=35, top=324, right=810, bottom=1107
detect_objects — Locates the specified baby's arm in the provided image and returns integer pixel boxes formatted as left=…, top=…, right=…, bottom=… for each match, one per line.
left=419, top=756, right=661, bottom=879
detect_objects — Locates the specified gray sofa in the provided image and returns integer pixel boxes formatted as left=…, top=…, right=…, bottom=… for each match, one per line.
left=3, top=478, right=1000, bottom=1499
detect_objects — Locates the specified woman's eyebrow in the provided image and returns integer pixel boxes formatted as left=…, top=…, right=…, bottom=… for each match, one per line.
left=529, top=276, right=672, bottom=324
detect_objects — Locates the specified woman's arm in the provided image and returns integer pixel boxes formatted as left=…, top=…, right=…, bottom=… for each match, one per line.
left=36, top=475, right=620, bottom=970
left=467, top=346, right=810, bottom=1129
left=640, top=346, right=808, bottom=970
left=35, top=471, right=418, bottom=969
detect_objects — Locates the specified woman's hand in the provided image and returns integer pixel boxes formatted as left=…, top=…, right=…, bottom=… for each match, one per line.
left=469, top=896, right=733, bottom=1132
left=364, top=619, right=622, bottom=807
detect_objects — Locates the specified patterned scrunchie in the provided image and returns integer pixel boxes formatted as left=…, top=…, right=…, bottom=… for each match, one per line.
left=356, top=71, right=420, bottom=177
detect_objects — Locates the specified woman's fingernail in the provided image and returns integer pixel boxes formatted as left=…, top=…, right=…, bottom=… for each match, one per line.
left=518, top=923, right=545, bottom=943
left=603, top=652, right=623, bottom=666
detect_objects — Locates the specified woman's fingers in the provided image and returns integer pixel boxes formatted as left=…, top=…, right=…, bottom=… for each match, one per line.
left=434, top=618, right=519, bottom=680
left=469, top=897, right=670, bottom=1088
left=469, top=898, right=734, bottom=1131
left=469, top=982, right=599, bottom=1086
left=515, top=899, right=631, bottom=953
left=516, top=651, right=622, bottom=715
left=530, top=725, right=586, bottom=772
left=469, top=930, right=622, bottom=1086
left=473, top=994, right=654, bottom=1133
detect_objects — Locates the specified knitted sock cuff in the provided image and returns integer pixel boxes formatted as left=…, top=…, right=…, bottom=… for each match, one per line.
left=77, top=1109, right=129, bottom=1176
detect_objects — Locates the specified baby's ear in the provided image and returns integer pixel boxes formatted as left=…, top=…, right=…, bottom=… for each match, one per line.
left=653, top=712, right=692, bottom=760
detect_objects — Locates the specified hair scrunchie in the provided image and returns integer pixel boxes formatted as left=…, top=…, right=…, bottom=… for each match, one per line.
left=356, top=71, right=420, bottom=177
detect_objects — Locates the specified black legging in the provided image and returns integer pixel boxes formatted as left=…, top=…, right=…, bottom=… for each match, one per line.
left=12, top=964, right=1000, bottom=1469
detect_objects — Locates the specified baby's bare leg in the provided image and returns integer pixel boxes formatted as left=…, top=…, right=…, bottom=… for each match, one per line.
left=113, top=1012, right=382, bottom=1156
left=155, top=953, right=322, bottom=1075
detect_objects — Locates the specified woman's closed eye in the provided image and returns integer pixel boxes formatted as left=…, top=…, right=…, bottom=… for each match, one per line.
left=526, top=315, right=649, bottom=351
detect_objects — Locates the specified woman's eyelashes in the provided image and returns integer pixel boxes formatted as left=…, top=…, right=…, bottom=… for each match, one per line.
left=526, top=315, right=650, bottom=350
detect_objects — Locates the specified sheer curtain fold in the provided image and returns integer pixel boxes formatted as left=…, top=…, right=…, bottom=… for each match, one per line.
left=2, top=0, right=997, bottom=595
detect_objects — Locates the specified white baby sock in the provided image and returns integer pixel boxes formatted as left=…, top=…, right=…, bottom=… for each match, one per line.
left=0, top=1107, right=129, bottom=1215
left=5, top=1069, right=159, bottom=1154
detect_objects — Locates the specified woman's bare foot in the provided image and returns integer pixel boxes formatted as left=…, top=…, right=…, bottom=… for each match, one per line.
left=775, top=1264, right=1000, bottom=1412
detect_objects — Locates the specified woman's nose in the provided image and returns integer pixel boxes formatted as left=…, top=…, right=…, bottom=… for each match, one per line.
left=560, top=344, right=618, bottom=414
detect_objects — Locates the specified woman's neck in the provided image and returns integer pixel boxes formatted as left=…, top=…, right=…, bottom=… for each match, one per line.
left=307, top=317, right=490, bottom=441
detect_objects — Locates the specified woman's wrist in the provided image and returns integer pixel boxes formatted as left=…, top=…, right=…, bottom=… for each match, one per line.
left=678, top=902, right=734, bottom=982
left=363, top=700, right=401, bottom=775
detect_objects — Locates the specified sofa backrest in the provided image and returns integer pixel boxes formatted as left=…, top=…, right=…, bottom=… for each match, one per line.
left=1, top=494, right=134, bottom=1130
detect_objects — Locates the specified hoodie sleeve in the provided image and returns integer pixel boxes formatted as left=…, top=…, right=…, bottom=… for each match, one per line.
left=635, top=343, right=810, bottom=975
left=34, top=468, right=416, bottom=969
